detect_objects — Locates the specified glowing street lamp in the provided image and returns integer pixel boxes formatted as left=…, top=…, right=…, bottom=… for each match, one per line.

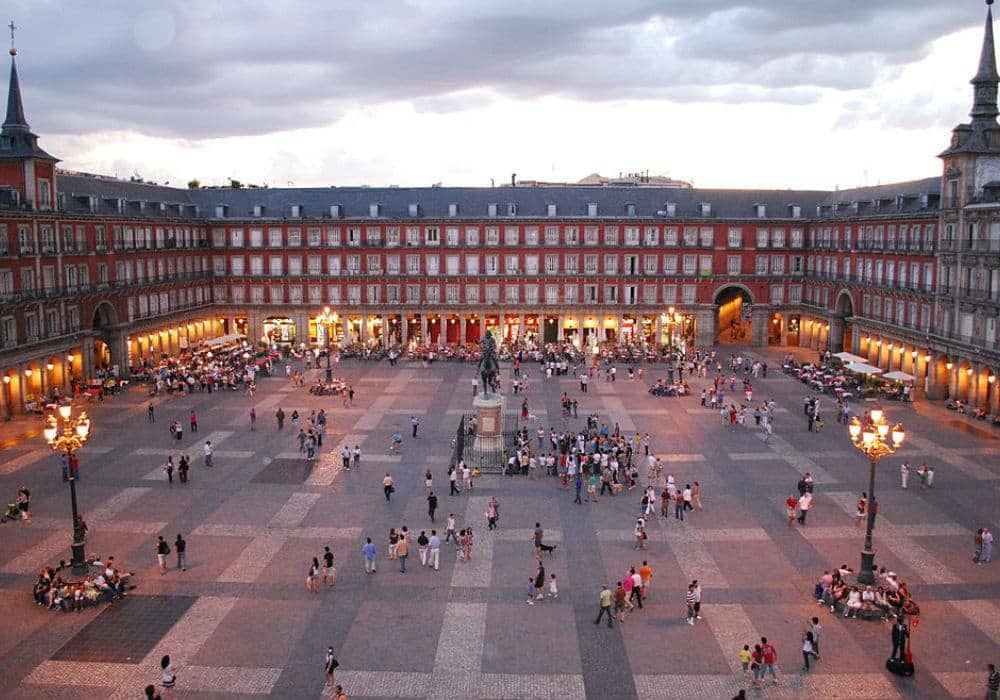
left=848, top=407, right=905, bottom=584
left=43, top=406, right=92, bottom=574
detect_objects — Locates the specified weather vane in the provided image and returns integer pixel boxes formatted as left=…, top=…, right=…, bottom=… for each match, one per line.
left=7, top=20, right=15, bottom=56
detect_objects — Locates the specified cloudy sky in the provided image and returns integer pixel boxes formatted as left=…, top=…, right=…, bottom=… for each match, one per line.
left=5, top=1, right=996, bottom=190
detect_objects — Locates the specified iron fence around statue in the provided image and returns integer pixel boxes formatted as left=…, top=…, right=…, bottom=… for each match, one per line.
left=451, top=412, right=520, bottom=473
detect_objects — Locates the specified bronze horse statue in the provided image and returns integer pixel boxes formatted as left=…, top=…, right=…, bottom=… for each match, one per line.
left=478, top=331, right=500, bottom=396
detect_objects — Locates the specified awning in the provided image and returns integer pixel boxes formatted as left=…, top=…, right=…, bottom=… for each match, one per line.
left=204, top=333, right=246, bottom=349
left=833, top=352, right=867, bottom=364
left=883, top=371, right=915, bottom=382
left=845, top=362, right=883, bottom=376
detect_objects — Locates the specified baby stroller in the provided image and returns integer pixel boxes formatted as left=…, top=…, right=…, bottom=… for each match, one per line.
left=1, top=501, right=21, bottom=522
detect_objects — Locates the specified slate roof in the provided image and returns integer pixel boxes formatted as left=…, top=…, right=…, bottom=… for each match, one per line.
left=0, top=56, right=57, bottom=162
left=51, top=173, right=950, bottom=222
left=184, top=184, right=829, bottom=221
left=819, top=177, right=941, bottom=213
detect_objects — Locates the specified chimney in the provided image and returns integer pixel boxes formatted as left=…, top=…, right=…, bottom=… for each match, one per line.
left=511, top=173, right=516, bottom=187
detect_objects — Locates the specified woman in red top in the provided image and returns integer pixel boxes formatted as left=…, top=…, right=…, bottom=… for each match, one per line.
left=786, top=494, right=798, bottom=526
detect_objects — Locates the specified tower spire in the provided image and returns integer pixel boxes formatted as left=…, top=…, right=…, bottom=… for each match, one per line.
left=971, top=0, right=1000, bottom=123
left=3, top=19, right=27, bottom=131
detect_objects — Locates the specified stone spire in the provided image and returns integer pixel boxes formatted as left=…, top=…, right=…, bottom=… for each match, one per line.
left=3, top=53, right=28, bottom=131
left=0, top=24, right=56, bottom=162
left=971, top=1, right=1000, bottom=123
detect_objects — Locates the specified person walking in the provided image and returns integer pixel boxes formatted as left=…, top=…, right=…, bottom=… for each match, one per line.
left=352, top=445, right=361, bottom=470
left=983, top=527, right=994, bottom=563
left=323, top=546, right=336, bottom=585
left=692, top=481, right=703, bottom=510
left=573, top=473, right=583, bottom=504
left=203, top=441, right=213, bottom=468
left=685, top=583, right=697, bottom=625
left=163, top=458, right=174, bottom=484
left=307, top=557, right=321, bottom=592
left=155, top=536, right=170, bottom=575
left=189, top=410, right=198, bottom=433
left=986, top=663, right=999, bottom=700
left=533, top=522, right=556, bottom=556
left=249, top=407, right=256, bottom=431
left=276, top=408, right=285, bottom=430
left=417, top=531, right=429, bottom=566
left=324, top=646, right=339, bottom=686
left=427, top=491, right=438, bottom=522
left=802, top=630, right=818, bottom=671
left=445, top=514, right=457, bottom=544
left=485, top=500, right=498, bottom=530
left=382, top=473, right=395, bottom=501
left=342, top=445, right=351, bottom=472
left=900, top=462, right=909, bottom=489
left=428, top=530, right=441, bottom=570
left=411, top=416, right=421, bottom=438
left=797, top=491, right=813, bottom=525
left=160, top=656, right=176, bottom=696
left=178, top=456, right=190, bottom=484
left=396, top=535, right=409, bottom=573
left=809, top=617, right=823, bottom=661
left=362, top=537, right=377, bottom=574
left=533, top=560, right=546, bottom=601
left=974, top=528, right=984, bottom=564
left=174, top=534, right=186, bottom=571
left=148, top=403, right=155, bottom=422
left=594, top=584, right=613, bottom=627
left=759, top=637, right=778, bottom=685
left=448, top=467, right=459, bottom=495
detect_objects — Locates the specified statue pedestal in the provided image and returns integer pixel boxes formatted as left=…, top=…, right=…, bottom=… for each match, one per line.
left=472, top=393, right=504, bottom=463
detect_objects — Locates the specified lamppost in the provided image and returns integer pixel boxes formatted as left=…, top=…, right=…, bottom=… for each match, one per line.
left=42, top=406, right=91, bottom=575
left=848, top=407, right=905, bottom=585
left=316, top=306, right=338, bottom=383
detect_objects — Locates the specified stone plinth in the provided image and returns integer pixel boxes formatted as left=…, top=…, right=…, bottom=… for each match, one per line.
left=472, top=392, right=504, bottom=457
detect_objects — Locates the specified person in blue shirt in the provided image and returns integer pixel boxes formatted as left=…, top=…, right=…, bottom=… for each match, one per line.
left=362, top=537, right=377, bottom=574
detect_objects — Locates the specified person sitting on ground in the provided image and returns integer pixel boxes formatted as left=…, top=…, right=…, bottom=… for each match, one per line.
left=844, top=587, right=863, bottom=618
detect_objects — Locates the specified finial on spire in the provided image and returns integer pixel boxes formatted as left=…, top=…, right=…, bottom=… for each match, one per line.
left=7, top=21, right=15, bottom=56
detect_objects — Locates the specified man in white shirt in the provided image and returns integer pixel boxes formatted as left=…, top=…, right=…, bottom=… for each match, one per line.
left=203, top=441, right=213, bottom=467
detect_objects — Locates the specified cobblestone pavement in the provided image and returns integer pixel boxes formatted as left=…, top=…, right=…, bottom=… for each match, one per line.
left=0, top=348, right=997, bottom=699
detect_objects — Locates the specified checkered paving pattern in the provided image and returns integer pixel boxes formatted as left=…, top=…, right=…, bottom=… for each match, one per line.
left=0, top=351, right=997, bottom=698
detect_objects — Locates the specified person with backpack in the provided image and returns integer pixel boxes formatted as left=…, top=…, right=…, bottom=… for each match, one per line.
left=155, top=536, right=170, bottom=575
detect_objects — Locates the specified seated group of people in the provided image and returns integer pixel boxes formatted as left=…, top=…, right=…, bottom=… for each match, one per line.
left=648, top=380, right=690, bottom=396
left=814, top=564, right=918, bottom=621
left=32, top=556, right=133, bottom=611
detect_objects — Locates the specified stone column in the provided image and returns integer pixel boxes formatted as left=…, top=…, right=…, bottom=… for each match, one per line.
left=654, top=315, right=662, bottom=347
left=556, top=315, right=564, bottom=342
left=361, top=315, right=369, bottom=342
left=750, top=306, right=769, bottom=347
left=460, top=316, right=467, bottom=345
left=81, top=339, right=95, bottom=380
left=518, top=314, right=525, bottom=342
left=420, top=316, right=427, bottom=343
left=694, top=307, right=716, bottom=348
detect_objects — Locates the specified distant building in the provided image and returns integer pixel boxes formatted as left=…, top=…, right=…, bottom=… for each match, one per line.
left=0, top=6, right=998, bottom=416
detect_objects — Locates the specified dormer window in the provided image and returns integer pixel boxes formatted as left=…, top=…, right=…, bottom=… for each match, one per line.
left=215, top=204, right=228, bottom=219
left=547, top=203, right=557, bottom=217
left=851, top=202, right=860, bottom=213
left=290, top=204, right=302, bottom=218
left=330, top=204, right=342, bottom=218
left=790, top=205, right=801, bottom=219
left=488, top=203, right=498, bottom=218
left=699, top=202, right=711, bottom=217
left=448, top=203, right=458, bottom=217
left=625, top=203, right=636, bottom=217
left=507, top=203, right=517, bottom=216
left=755, top=204, right=766, bottom=218
left=587, top=203, right=598, bottom=217
left=409, top=203, right=421, bottom=217
left=253, top=204, right=264, bottom=217
left=369, top=203, right=381, bottom=218
left=665, top=202, right=676, bottom=217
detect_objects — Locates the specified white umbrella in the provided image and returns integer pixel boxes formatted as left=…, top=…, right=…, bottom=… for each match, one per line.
left=833, top=352, right=867, bottom=364
left=845, top=362, right=883, bottom=376
left=883, top=371, right=915, bottom=382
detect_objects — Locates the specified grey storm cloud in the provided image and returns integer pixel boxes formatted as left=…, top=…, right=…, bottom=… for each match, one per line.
left=4, top=0, right=988, bottom=139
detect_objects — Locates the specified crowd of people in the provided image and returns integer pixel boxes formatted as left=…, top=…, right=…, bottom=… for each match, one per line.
left=32, top=556, right=133, bottom=611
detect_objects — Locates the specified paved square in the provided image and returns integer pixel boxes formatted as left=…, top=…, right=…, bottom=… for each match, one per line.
left=0, top=348, right=997, bottom=699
